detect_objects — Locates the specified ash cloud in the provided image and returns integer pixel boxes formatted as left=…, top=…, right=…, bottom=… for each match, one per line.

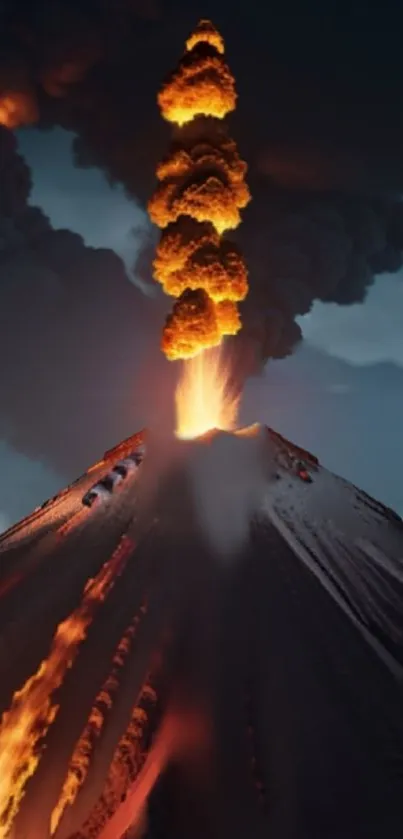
left=0, top=0, right=402, bottom=460
left=0, top=126, right=165, bottom=475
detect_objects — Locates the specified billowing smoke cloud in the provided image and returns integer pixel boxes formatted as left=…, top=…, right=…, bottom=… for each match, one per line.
left=0, top=0, right=402, bottom=459
left=0, top=126, right=167, bottom=475
left=235, top=180, right=403, bottom=364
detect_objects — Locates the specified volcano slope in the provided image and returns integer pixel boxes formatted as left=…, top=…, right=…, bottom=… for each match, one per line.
left=0, top=426, right=402, bottom=839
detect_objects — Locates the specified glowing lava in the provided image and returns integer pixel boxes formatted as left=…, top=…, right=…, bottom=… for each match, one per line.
left=149, top=18, right=250, bottom=361
left=50, top=602, right=147, bottom=835
left=98, top=704, right=210, bottom=839
left=0, top=534, right=134, bottom=838
left=76, top=670, right=159, bottom=839
left=175, top=347, right=239, bottom=439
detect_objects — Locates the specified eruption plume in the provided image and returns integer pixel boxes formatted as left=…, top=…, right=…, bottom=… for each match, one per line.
left=149, top=19, right=250, bottom=361
left=185, top=19, right=225, bottom=56
left=157, top=43, right=236, bottom=127
left=0, top=534, right=133, bottom=838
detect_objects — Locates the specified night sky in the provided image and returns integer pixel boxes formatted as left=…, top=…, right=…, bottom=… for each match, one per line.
left=0, top=0, right=402, bottom=526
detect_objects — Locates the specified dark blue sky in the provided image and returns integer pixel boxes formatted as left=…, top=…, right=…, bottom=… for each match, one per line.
left=0, top=126, right=401, bottom=530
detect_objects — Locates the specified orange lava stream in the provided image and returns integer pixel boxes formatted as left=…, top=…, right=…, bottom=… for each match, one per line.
left=0, top=534, right=134, bottom=839
left=97, top=711, right=177, bottom=839
left=50, top=601, right=147, bottom=836
left=74, top=673, right=158, bottom=839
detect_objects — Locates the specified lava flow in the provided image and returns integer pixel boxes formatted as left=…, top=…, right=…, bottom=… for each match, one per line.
left=50, top=601, right=147, bottom=836
left=0, top=534, right=134, bottom=838
left=148, top=18, right=251, bottom=363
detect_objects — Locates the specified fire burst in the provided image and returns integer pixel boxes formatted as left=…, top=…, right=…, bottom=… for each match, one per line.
left=148, top=19, right=251, bottom=363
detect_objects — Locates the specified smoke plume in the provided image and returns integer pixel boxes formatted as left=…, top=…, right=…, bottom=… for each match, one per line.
left=148, top=22, right=250, bottom=360
left=0, top=0, right=402, bottom=459
left=0, top=126, right=165, bottom=475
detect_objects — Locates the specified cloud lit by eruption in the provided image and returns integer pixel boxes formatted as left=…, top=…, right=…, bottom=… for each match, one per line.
left=0, top=92, right=38, bottom=129
left=157, top=36, right=236, bottom=127
left=150, top=19, right=250, bottom=361
left=148, top=167, right=249, bottom=234
left=185, top=19, right=225, bottom=56
left=162, top=288, right=221, bottom=360
left=98, top=703, right=211, bottom=839
left=155, top=222, right=247, bottom=302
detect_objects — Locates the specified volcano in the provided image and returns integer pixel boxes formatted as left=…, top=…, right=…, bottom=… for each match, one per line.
left=0, top=424, right=402, bottom=839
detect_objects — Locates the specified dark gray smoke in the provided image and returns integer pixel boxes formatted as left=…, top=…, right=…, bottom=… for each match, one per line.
left=0, top=126, right=166, bottom=474
left=235, top=181, right=403, bottom=364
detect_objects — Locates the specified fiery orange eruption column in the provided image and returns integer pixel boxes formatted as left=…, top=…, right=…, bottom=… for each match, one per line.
left=148, top=18, right=251, bottom=366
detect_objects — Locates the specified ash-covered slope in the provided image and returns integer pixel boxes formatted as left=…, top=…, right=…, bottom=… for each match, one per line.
left=0, top=426, right=402, bottom=839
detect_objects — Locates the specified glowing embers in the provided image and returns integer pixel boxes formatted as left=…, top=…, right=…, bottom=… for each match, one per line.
left=0, top=533, right=134, bottom=838
left=185, top=19, right=225, bottom=55
left=158, top=43, right=236, bottom=127
left=75, top=672, right=159, bottom=839
left=175, top=346, right=239, bottom=439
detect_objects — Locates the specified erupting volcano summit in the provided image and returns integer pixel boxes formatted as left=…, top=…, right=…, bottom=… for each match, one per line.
left=148, top=19, right=250, bottom=360
left=0, top=17, right=402, bottom=839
